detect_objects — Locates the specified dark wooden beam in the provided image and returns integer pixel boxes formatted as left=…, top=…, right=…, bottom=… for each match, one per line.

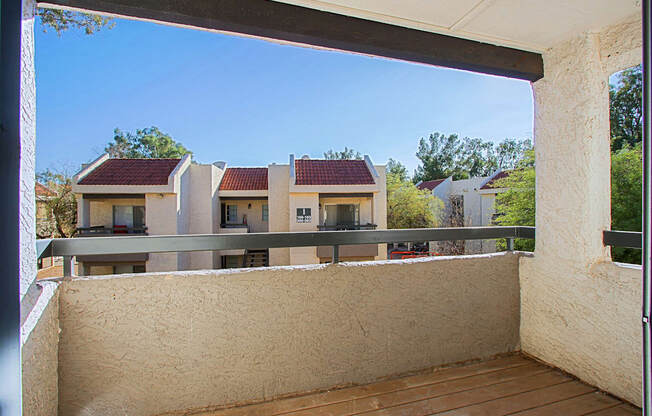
left=39, top=0, right=543, bottom=81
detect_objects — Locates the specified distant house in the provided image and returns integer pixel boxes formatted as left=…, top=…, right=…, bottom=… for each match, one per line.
left=416, top=171, right=511, bottom=254
left=35, top=182, right=55, bottom=237
left=71, top=154, right=387, bottom=275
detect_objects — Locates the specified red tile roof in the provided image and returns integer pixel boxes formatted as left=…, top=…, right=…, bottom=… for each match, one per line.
left=220, top=168, right=268, bottom=190
left=295, top=159, right=375, bottom=185
left=480, top=171, right=511, bottom=190
left=35, top=182, right=55, bottom=197
left=77, top=158, right=181, bottom=185
left=417, top=179, right=446, bottom=191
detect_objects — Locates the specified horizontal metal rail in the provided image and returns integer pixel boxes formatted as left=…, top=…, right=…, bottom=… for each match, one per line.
left=603, top=230, right=643, bottom=249
left=36, top=226, right=536, bottom=258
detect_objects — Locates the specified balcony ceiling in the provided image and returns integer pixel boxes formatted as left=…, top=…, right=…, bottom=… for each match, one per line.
left=274, top=0, right=640, bottom=52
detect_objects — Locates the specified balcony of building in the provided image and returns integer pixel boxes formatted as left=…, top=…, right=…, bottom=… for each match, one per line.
left=25, top=226, right=642, bottom=415
left=9, top=0, right=650, bottom=415
left=75, top=194, right=147, bottom=236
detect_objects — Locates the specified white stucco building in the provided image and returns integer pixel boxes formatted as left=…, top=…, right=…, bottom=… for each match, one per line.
left=417, top=171, right=510, bottom=253
left=71, top=153, right=387, bottom=274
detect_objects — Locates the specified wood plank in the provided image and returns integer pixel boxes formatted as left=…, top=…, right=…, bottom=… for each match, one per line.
left=505, top=392, right=620, bottom=415
left=434, top=384, right=597, bottom=416
left=39, top=0, right=544, bottom=81
left=283, top=364, right=552, bottom=416
left=589, top=404, right=643, bottom=416
left=202, top=356, right=531, bottom=416
left=356, top=371, right=572, bottom=416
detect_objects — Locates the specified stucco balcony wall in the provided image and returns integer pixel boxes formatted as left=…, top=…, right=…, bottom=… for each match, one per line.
left=55, top=252, right=521, bottom=416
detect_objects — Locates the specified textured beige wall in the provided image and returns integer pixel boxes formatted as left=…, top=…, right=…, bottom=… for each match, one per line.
left=520, top=258, right=642, bottom=405
left=268, top=165, right=290, bottom=265
left=289, top=193, right=320, bottom=264
left=57, top=253, right=520, bottom=416
left=145, top=193, right=179, bottom=272
left=374, top=166, right=388, bottom=260
left=22, top=283, right=59, bottom=416
left=523, top=15, right=642, bottom=406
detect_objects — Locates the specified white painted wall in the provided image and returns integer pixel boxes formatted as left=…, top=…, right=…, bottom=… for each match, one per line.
left=19, top=0, right=36, bottom=302
left=521, top=13, right=642, bottom=406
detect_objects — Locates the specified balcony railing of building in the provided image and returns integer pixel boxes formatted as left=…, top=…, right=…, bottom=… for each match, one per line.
left=36, top=226, right=641, bottom=277
left=76, top=226, right=148, bottom=236
left=220, top=223, right=250, bottom=230
left=317, top=223, right=378, bottom=231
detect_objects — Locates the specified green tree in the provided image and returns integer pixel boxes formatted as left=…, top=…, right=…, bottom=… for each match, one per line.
left=323, top=147, right=362, bottom=160
left=413, top=132, right=531, bottom=183
left=413, top=132, right=467, bottom=182
left=38, top=8, right=114, bottom=35
left=386, top=158, right=408, bottom=182
left=611, top=143, right=642, bottom=264
left=387, top=172, right=442, bottom=229
left=36, top=170, right=77, bottom=238
left=105, top=127, right=192, bottom=159
left=492, top=150, right=536, bottom=251
left=495, top=139, right=532, bottom=170
left=610, top=65, right=642, bottom=151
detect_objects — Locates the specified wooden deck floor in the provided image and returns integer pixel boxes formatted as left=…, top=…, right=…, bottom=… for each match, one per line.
left=196, top=355, right=640, bottom=416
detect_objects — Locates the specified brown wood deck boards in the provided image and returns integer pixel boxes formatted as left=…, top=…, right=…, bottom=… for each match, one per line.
left=199, top=355, right=640, bottom=416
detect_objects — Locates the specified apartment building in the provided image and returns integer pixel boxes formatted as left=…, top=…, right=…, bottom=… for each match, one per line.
left=417, top=171, right=510, bottom=253
left=72, top=153, right=387, bottom=275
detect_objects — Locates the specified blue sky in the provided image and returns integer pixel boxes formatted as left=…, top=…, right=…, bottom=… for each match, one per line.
left=35, top=16, right=534, bottom=175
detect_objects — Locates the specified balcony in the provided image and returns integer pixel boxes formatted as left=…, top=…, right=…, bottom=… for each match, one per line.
left=23, top=227, right=643, bottom=415
left=76, top=226, right=148, bottom=236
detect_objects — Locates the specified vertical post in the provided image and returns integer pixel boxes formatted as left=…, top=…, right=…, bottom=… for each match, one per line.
left=0, top=0, right=23, bottom=413
left=63, top=256, right=75, bottom=278
left=506, top=238, right=514, bottom=251
left=643, top=1, right=652, bottom=413
left=332, top=245, right=339, bottom=263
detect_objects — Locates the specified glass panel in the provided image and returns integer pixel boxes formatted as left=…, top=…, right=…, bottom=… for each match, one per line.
left=224, top=255, right=242, bottom=268
left=113, top=205, right=133, bottom=227
left=227, top=205, right=238, bottom=223
left=325, top=205, right=338, bottom=226
left=262, top=204, right=269, bottom=221
left=133, top=206, right=145, bottom=228
left=114, top=265, right=135, bottom=274
left=337, top=204, right=355, bottom=225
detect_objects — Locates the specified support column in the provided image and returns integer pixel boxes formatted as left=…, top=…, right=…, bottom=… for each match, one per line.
left=77, top=195, right=90, bottom=228
left=532, top=32, right=611, bottom=266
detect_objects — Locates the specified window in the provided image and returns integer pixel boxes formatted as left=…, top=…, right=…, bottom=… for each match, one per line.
left=112, top=205, right=146, bottom=228
left=226, top=205, right=238, bottom=223
left=262, top=204, right=269, bottom=221
left=324, top=204, right=360, bottom=226
left=296, top=208, right=311, bottom=223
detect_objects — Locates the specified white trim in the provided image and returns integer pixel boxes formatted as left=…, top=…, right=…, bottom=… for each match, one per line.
left=364, top=155, right=379, bottom=178
left=289, top=154, right=296, bottom=183
left=73, top=153, right=109, bottom=184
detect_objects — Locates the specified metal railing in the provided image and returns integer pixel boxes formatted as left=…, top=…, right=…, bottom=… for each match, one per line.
left=76, top=226, right=148, bottom=236
left=317, top=224, right=378, bottom=231
left=35, top=227, right=643, bottom=276
left=37, top=226, right=536, bottom=276
left=603, top=230, right=643, bottom=249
